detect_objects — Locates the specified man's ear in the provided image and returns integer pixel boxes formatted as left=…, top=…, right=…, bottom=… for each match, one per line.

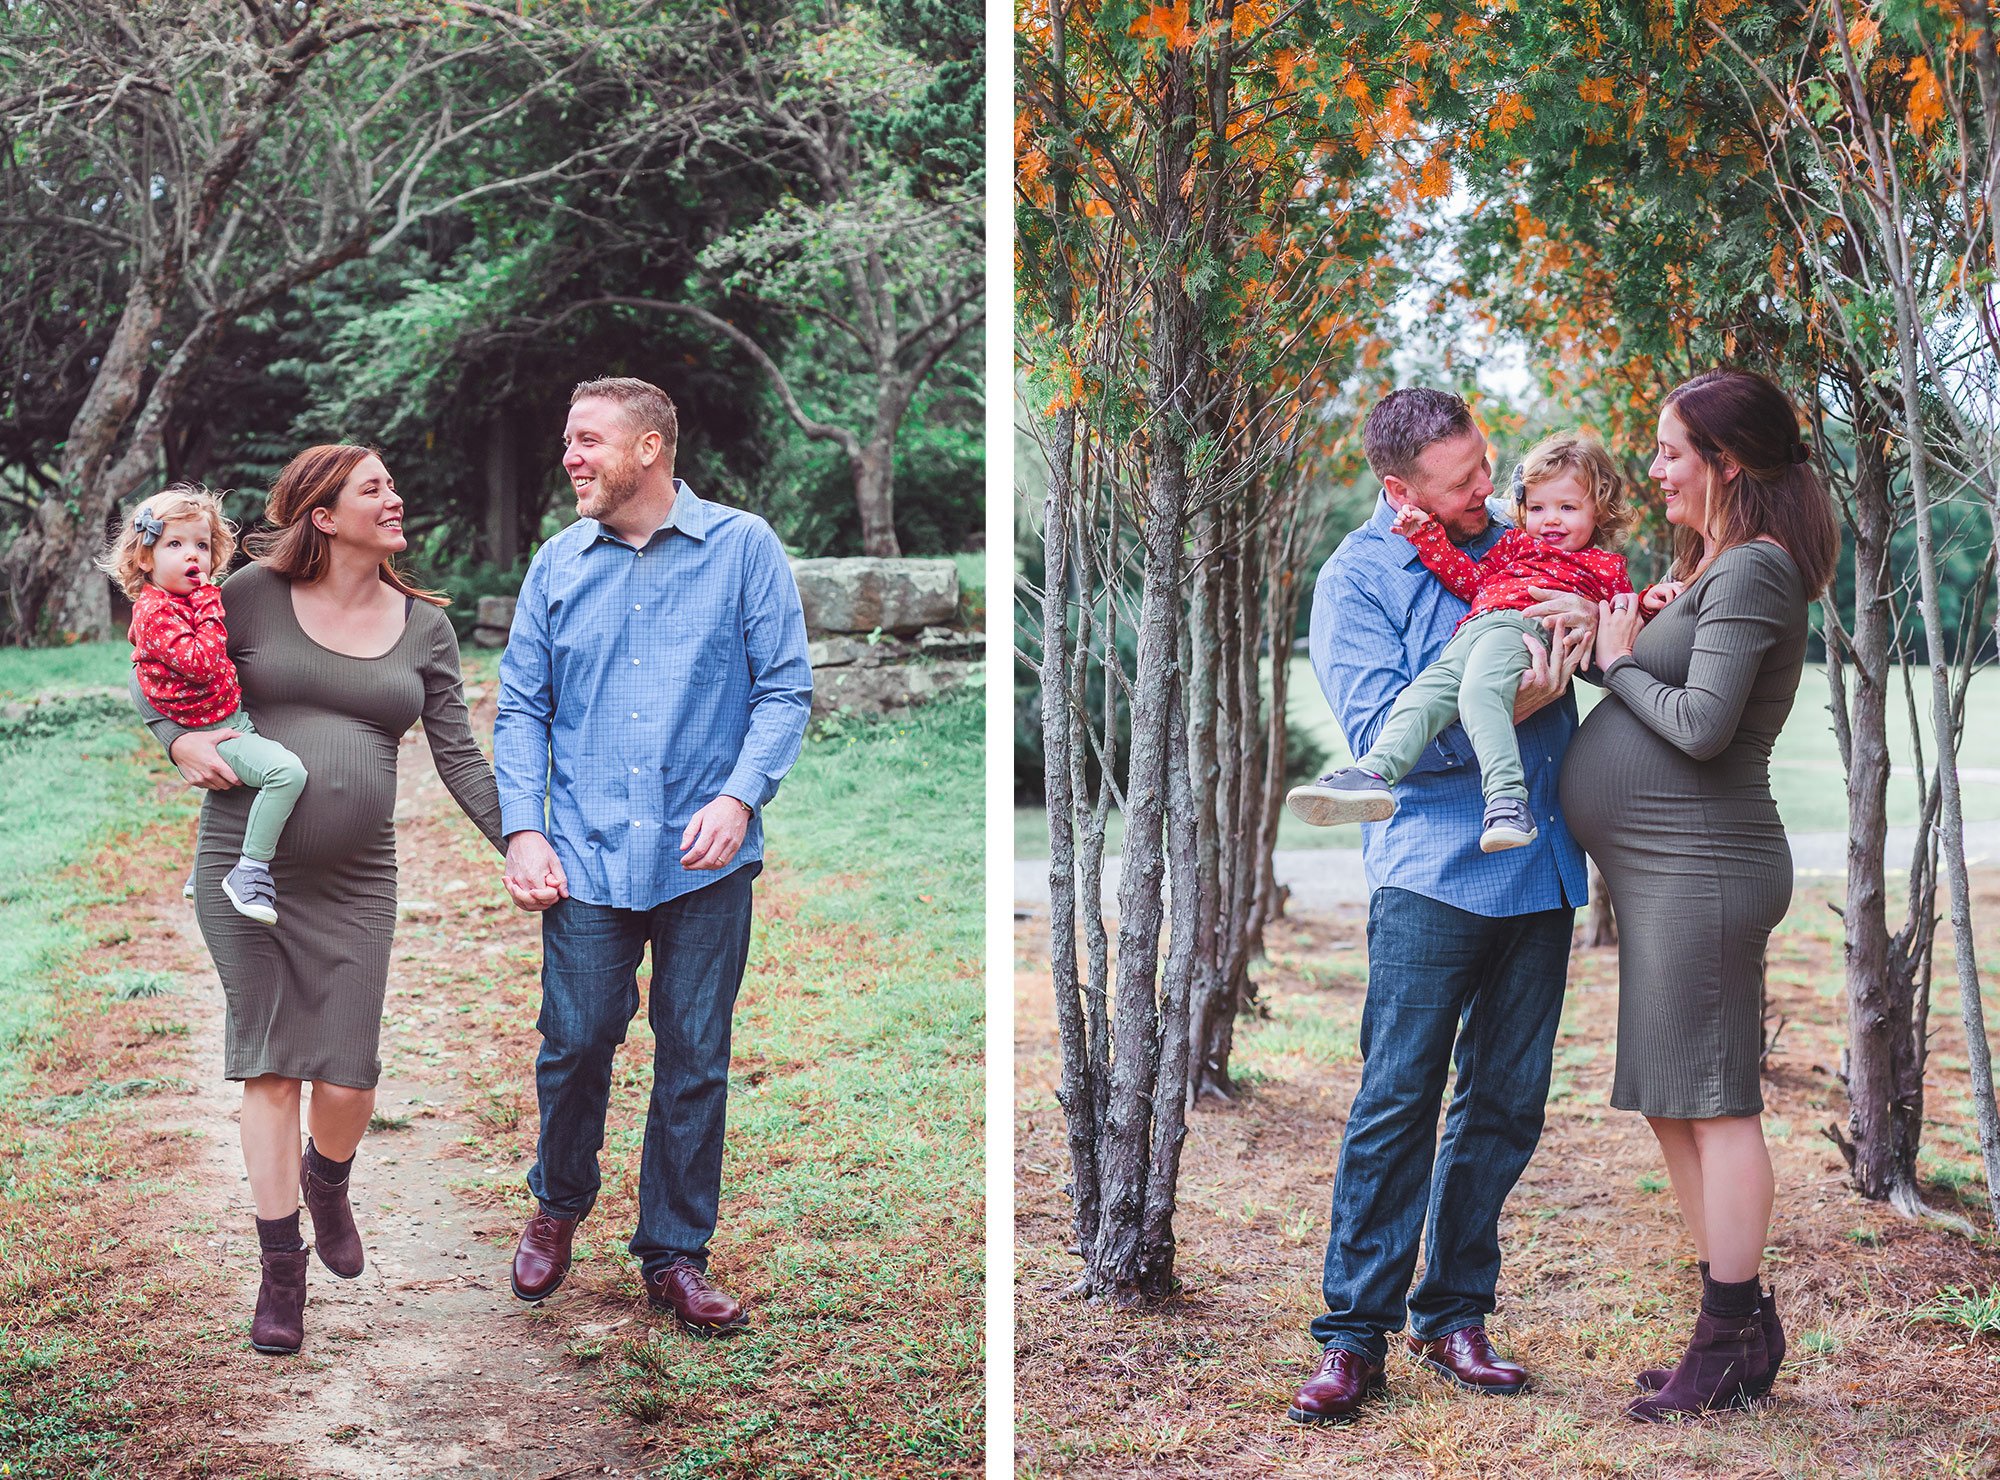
left=1381, top=473, right=1411, bottom=508
left=635, top=430, right=664, bottom=469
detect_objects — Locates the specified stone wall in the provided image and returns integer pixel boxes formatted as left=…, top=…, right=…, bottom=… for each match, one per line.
left=468, top=556, right=984, bottom=718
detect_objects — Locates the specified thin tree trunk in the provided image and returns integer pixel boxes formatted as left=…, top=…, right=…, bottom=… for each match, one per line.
left=1827, top=400, right=1930, bottom=1212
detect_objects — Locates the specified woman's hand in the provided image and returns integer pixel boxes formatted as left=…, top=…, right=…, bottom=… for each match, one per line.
left=169, top=729, right=242, bottom=789
left=1595, top=594, right=1644, bottom=669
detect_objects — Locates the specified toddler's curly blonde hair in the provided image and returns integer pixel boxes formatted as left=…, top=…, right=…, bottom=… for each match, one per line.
left=98, top=484, right=239, bottom=600
left=1508, top=432, right=1635, bottom=544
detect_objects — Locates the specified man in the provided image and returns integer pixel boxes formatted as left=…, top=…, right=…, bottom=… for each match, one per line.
left=494, top=376, right=812, bottom=1333
left=1287, top=388, right=1595, bottom=1423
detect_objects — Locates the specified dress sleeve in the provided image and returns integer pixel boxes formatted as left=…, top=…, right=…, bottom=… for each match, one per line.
left=419, top=611, right=505, bottom=853
left=129, top=671, right=190, bottom=757
left=1406, top=520, right=1487, bottom=603
left=1602, top=546, right=1797, bottom=762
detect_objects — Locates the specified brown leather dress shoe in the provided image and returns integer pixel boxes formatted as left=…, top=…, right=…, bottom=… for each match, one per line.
left=300, top=1140, right=363, bottom=1279
left=1286, top=1347, right=1386, bottom=1425
left=250, top=1248, right=309, bottom=1355
left=643, top=1259, right=748, bottom=1335
left=511, top=1211, right=578, bottom=1302
left=1407, top=1326, right=1530, bottom=1394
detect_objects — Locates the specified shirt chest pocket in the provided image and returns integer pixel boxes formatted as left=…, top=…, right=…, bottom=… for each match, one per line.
left=1376, top=571, right=1452, bottom=673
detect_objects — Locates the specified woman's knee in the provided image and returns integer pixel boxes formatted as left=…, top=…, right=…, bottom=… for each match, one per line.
left=310, top=1082, right=374, bottom=1116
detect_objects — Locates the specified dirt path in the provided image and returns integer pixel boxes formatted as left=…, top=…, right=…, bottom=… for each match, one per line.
left=162, top=716, right=647, bottom=1478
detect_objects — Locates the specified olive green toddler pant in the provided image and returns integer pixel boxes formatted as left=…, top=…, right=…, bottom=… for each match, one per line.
left=1356, top=609, right=1548, bottom=804
left=213, top=711, right=308, bottom=863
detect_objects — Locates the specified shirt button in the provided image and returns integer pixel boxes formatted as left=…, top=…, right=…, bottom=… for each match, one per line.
left=631, top=712, right=639, bottom=719
left=632, top=658, right=639, bottom=665
left=631, top=767, right=640, bottom=774
left=632, top=820, right=641, bottom=826
left=633, top=604, right=641, bottom=611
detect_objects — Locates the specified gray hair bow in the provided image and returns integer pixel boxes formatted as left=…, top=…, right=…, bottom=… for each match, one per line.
left=133, top=508, right=165, bottom=547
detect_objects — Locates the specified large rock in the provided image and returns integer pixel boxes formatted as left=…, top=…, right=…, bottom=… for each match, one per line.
left=471, top=594, right=516, bottom=649
left=810, top=657, right=980, bottom=717
left=788, top=557, right=958, bottom=636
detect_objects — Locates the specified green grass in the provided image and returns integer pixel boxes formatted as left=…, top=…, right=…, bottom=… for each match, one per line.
left=0, top=692, right=177, bottom=1073
left=0, top=670, right=194, bottom=1476
left=0, top=641, right=131, bottom=701
left=1018, top=660, right=2000, bottom=856
left=1906, top=1285, right=2000, bottom=1339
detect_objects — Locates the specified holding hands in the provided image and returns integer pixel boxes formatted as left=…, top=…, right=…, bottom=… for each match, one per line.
left=503, top=830, right=569, bottom=911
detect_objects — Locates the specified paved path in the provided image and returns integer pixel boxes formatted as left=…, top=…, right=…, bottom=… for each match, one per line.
left=1014, top=819, right=2000, bottom=916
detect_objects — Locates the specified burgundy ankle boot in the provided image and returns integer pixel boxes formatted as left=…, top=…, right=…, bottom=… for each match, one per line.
left=1626, top=1273, right=1769, bottom=1422
left=1636, top=1272, right=1784, bottom=1398
left=300, top=1139, right=364, bottom=1279
left=250, top=1247, right=309, bottom=1354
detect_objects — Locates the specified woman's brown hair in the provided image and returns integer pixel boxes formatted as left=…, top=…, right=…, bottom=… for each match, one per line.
left=1663, top=369, right=1840, bottom=596
left=246, top=444, right=447, bottom=607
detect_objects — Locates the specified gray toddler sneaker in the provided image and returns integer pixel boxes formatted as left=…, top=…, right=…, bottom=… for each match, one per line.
left=1479, top=797, right=1538, bottom=853
left=1286, top=767, right=1396, bottom=826
left=182, top=872, right=195, bottom=901
left=222, top=861, right=278, bottom=925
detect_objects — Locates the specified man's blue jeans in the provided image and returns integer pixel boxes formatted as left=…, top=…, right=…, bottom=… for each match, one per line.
left=1310, top=886, right=1571, bottom=1359
left=526, top=862, right=760, bottom=1277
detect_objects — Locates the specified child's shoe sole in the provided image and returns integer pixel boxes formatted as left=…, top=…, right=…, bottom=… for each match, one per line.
left=222, top=879, right=278, bottom=926
left=1286, top=784, right=1395, bottom=827
left=1479, top=826, right=1537, bottom=853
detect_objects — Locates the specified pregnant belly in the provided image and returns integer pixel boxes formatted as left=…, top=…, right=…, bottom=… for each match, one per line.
left=222, top=726, right=400, bottom=868
left=1562, top=704, right=1786, bottom=863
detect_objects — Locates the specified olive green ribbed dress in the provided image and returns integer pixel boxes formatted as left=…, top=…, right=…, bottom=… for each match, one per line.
left=143, top=563, right=504, bottom=1089
left=1560, top=540, right=1808, bottom=1119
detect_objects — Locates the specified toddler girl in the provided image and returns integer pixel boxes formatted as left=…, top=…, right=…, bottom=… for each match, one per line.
left=1289, top=432, right=1676, bottom=852
left=103, top=485, right=307, bottom=924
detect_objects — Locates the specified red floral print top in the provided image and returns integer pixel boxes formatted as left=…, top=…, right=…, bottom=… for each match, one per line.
left=1406, top=522, right=1635, bottom=633
left=129, top=582, right=242, bottom=727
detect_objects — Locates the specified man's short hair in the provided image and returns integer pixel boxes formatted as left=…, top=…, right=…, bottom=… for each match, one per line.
left=571, top=377, right=679, bottom=465
left=1361, top=388, right=1477, bottom=483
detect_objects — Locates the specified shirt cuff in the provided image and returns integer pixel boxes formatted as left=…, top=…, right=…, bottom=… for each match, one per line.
left=499, top=797, right=548, bottom=837
left=721, top=764, right=772, bottom=812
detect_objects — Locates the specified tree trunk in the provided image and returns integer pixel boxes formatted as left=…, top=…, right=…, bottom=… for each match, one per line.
left=1885, top=194, right=1998, bottom=1230
left=3, top=275, right=173, bottom=642
left=1829, top=402, right=1930, bottom=1211
left=1582, top=860, right=1617, bottom=948
left=485, top=413, right=523, bottom=571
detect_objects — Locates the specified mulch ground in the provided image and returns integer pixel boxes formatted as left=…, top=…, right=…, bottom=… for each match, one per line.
left=1015, top=878, right=2000, bottom=1478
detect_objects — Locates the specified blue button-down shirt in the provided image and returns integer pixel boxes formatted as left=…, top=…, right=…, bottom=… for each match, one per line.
left=493, top=482, right=813, bottom=910
left=1308, top=493, right=1588, bottom=917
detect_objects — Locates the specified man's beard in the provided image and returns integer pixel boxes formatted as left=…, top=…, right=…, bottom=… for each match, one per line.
left=577, top=454, right=642, bottom=519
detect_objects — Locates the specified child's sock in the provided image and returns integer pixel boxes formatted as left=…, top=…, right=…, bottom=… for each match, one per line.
left=255, top=1211, right=305, bottom=1254
left=236, top=853, right=265, bottom=874
left=303, top=1139, right=353, bottom=1187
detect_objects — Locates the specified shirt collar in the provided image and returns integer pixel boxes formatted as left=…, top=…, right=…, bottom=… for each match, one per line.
left=584, top=479, right=710, bottom=550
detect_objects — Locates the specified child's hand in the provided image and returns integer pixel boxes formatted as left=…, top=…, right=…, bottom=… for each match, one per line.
left=1390, top=505, right=1434, bottom=539
left=1639, top=581, right=1685, bottom=616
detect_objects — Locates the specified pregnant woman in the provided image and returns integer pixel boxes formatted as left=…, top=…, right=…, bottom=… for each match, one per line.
left=1561, top=370, right=1838, bottom=1420
left=143, top=445, right=504, bottom=1354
